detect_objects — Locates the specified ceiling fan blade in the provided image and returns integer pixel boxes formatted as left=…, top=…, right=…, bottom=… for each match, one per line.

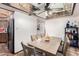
left=32, top=5, right=40, bottom=11
left=45, top=3, right=50, bottom=10
left=37, top=10, right=46, bottom=15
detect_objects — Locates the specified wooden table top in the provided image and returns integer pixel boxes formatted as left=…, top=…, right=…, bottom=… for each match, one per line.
left=28, top=37, right=61, bottom=55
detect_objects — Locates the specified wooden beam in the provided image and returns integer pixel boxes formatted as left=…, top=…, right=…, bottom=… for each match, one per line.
left=0, top=7, right=14, bottom=12
left=2, top=3, right=29, bottom=14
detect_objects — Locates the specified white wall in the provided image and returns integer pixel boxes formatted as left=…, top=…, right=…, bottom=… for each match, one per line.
left=14, top=11, right=37, bottom=53
left=45, top=16, right=74, bottom=40
left=37, top=19, right=45, bottom=36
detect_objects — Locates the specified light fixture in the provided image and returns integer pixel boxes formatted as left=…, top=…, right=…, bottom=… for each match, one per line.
left=32, top=3, right=75, bottom=19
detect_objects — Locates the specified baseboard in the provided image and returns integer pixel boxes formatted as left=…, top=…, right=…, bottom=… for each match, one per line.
left=13, top=50, right=23, bottom=54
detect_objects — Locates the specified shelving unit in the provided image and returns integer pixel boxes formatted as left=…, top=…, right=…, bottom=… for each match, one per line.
left=65, top=26, right=79, bottom=48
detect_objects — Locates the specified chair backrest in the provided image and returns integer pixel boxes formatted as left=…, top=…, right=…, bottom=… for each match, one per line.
left=62, top=40, right=68, bottom=56
left=31, top=35, right=38, bottom=41
left=21, top=42, right=35, bottom=56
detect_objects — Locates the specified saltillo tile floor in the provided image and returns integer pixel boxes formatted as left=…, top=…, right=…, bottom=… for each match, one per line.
left=66, top=47, right=79, bottom=56
left=0, top=43, right=24, bottom=56
left=0, top=43, right=79, bottom=56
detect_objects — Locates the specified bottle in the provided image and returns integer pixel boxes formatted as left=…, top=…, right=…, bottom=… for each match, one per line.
left=66, top=21, right=70, bottom=28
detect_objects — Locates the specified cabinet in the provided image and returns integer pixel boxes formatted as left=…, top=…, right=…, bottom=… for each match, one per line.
left=0, top=33, right=8, bottom=43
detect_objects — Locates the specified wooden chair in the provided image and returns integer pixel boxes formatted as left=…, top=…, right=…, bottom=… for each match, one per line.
left=21, top=42, right=36, bottom=56
left=57, top=41, right=63, bottom=53
left=31, top=35, right=38, bottom=41
left=56, top=40, right=69, bottom=56
left=62, top=41, right=69, bottom=56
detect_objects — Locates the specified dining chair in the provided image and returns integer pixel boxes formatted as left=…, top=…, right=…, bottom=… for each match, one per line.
left=56, top=40, right=69, bottom=56
left=57, top=41, right=63, bottom=53
left=21, top=42, right=36, bottom=56
left=31, top=35, right=38, bottom=41
left=63, top=41, right=69, bottom=56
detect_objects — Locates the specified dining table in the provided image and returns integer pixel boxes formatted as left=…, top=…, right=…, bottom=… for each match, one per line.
left=28, top=36, right=61, bottom=56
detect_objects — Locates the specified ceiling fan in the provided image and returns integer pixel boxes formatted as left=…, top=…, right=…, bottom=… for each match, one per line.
left=32, top=3, right=50, bottom=10
left=32, top=3, right=51, bottom=14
